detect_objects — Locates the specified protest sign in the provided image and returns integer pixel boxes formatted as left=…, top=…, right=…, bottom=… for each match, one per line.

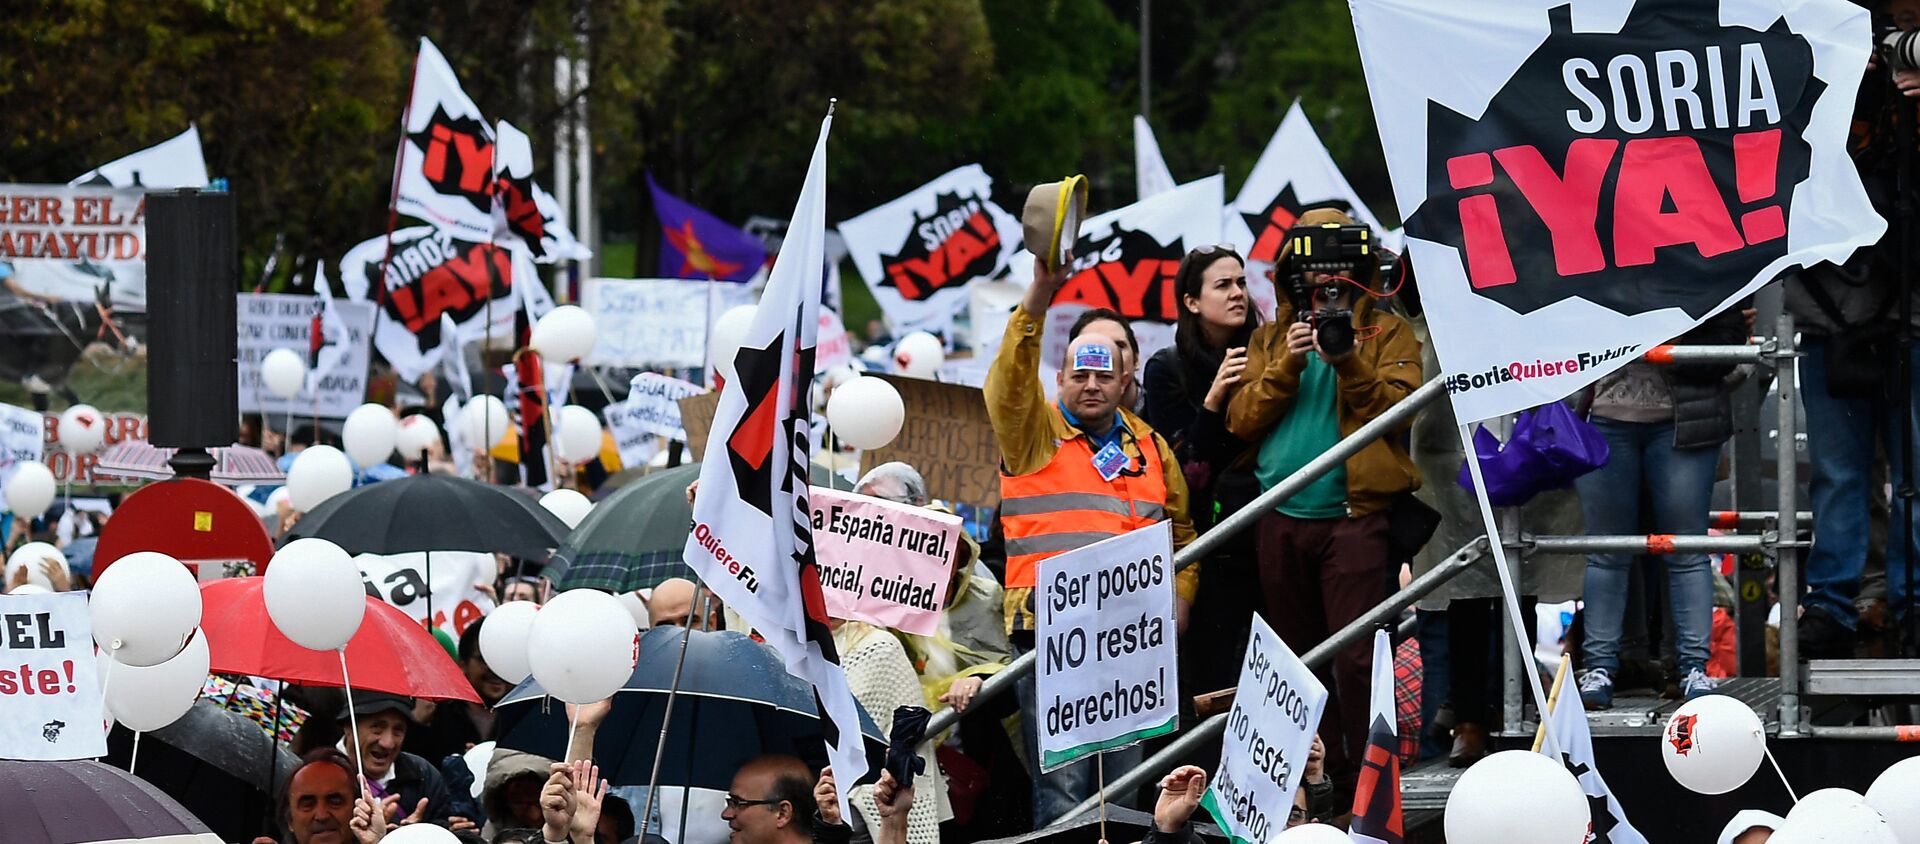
left=338, top=225, right=553, bottom=383
left=677, top=391, right=724, bottom=455
left=839, top=164, right=1023, bottom=335
left=43, top=410, right=147, bottom=486
left=356, top=551, right=497, bottom=638
left=236, top=293, right=376, bottom=419
left=1350, top=0, right=1881, bottom=423
left=0, top=184, right=149, bottom=309
left=862, top=375, right=1000, bottom=506
left=1035, top=522, right=1178, bottom=771
left=0, top=403, right=47, bottom=512
left=808, top=486, right=962, bottom=635
left=0, top=592, right=107, bottom=760
left=608, top=373, right=707, bottom=464
left=1201, top=614, right=1328, bottom=844
left=580, top=277, right=756, bottom=368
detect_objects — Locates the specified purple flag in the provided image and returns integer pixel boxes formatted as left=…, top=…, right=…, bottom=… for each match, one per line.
left=648, top=172, right=768, bottom=282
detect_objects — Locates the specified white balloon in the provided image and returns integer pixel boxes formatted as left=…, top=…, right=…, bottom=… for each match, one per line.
left=261, top=348, right=308, bottom=399
left=6, top=583, right=50, bottom=595
left=709, top=305, right=759, bottom=382
left=616, top=591, right=648, bottom=627
left=1777, top=792, right=1897, bottom=844
left=526, top=589, right=638, bottom=704
left=286, top=445, right=355, bottom=513
left=479, top=600, right=540, bottom=684
left=462, top=741, right=496, bottom=800
left=381, top=825, right=462, bottom=844
left=553, top=405, right=603, bottom=465
left=342, top=404, right=399, bottom=469
left=1444, top=750, right=1589, bottom=843
left=1661, top=694, right=1766, bottom=795
left=460, top=396, right=512, bottom=451
left=57, top=404, right=109, bottom=454
left=264, top=538, right=367, bottom=651
left=91, top=551, right=201, bottom=667
left=893, top=331, right=945, bottom=379
left=105, top=630, right=209, bottom=732
left=1866, top=756, right=1920, bottom=844
left=825, top=376, right=904, bottom=450
left=530, top=305, right=599, bottom=363
left=396, top=414, right=443, bottom=461
left=1274, top=823, right=1350, bottom=843
left=4, top=461, right=56, bottom=519
left=540, top=489, right=594, bottom=529
left=6, top=542, right=66, bottom=591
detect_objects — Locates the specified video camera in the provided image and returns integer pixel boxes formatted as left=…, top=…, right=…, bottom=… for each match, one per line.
left=1881, top=25, right=1920, bottom=73
left=1283, top=223, right=1374, bottom=357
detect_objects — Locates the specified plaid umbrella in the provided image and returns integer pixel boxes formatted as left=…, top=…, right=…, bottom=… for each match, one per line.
left=94, top=441, right=284, bottom=485
left=545, top=462, right=701, bottom=592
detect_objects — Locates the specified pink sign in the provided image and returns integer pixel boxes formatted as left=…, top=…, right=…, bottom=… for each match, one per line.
left=808, top=486, right=962, bottom=635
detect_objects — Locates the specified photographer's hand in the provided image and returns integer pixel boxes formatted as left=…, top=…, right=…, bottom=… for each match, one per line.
left=1897, top=68, right=1920, bottom=98
left=1202, top=347, right=1248, bottom=411
left=1285, top=322, right=1316, bottom=364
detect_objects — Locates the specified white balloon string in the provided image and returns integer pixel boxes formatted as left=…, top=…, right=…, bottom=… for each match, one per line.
left=130, top=730, right=141, bottom=774
left=1765, top=743, right=1798, bottom=802
left=1459, top=423, right=1560, bottom=755
left=98, top=653, right=115, bottom=733
left=339, top=647, right=364, bottom=782
left=562, top=704, right=580, bottom=764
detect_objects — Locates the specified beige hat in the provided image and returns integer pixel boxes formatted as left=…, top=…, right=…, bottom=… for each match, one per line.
left=1023, top=175, right=1089, bottom=273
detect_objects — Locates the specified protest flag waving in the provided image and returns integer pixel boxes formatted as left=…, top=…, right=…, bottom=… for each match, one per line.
left=393, top=38, right=497, bottom=243
left=648, top=172, right=769, bottom=283
left=1536, top=656, right=1650, bottom=844
left=1350, top=628, right=1404, bottom=844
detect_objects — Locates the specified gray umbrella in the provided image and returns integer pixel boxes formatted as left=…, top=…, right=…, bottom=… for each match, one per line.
left=0, top=758, right=216, bottom=844
left=144, top=699, right=301, bottom=793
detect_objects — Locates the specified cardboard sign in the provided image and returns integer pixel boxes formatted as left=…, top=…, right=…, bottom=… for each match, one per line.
left=808, top=486, right=962, bottom=635
left=0, top=592, right=107, bottom=760
left=676, top=391, right=725, bottom=456
left=860, top=375, right=1000, bottom=507
left=0, top=403, right=46, bottom=513
left=355, top=552, right=497, bottom=638
left=1202, top=614, right=1328, bottom=844
left=582, top=277, right=757, bottom=369
left=1035, top=522, right=1179, bottom=771
left=236, top=293, right=376, bottom=418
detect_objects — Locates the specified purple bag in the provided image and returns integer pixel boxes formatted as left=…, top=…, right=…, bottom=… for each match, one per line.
left=1456, top=401, right=1610, bottom=507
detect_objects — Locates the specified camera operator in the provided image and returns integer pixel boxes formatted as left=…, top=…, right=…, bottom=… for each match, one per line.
left=1783, top=0, right=1920, bottom=658
left=1224, top=207, right=1422, bottom=798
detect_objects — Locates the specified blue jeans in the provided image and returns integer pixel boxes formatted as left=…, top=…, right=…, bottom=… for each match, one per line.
left=1014, top=642, right=1145, bottom=825
left=1801, top=336, right=1920, bottom=627
left=1573, top=417, right=1718, bottom=674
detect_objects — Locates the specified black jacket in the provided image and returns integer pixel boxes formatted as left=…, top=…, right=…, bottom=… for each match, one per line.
left=1666, top=308, right=1747, bottom=450
left=386, top=750, right=457, bottom=827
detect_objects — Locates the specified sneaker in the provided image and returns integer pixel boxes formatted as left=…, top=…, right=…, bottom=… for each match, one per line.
left=1797, top=608, right=1856, bottom=660
left=1578, top=668, right=1614, bottom=710
left=1681, top=667, right=1719, bottom=700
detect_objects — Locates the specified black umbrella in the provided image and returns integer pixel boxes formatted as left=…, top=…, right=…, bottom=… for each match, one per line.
left=283, top=473, right=570, bottom=559
left=0, top=758, right=219, bottom=844
left=119, top=699, right=300, bottom=792
left=495, top=627, right=888, bottom=789
left=104, top=700, right=299, bottom=844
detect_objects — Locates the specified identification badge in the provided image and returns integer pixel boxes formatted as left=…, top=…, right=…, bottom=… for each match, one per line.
left=1091, top=441, right=1128, bottom=481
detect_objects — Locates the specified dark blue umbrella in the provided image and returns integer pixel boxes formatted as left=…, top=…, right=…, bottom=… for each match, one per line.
left=495, top=626, right=888, bottom=789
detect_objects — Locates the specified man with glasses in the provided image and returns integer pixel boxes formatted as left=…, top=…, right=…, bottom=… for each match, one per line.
left=720, top=755, right=819, bottom=844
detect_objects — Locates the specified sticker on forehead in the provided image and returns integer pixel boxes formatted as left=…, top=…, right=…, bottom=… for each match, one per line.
left=1072, top=343, right=1114, bottom=372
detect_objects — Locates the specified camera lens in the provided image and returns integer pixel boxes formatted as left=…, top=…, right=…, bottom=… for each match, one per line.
left=1882, top=28, right=1920, bottom=73
left=1315, top=317, right=1356, bottom=358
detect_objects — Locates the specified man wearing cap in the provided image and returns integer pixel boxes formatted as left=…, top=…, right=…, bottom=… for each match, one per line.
left=335, top=691, right=465, bottom=830
left=985, top=178, right=1197, bottom=824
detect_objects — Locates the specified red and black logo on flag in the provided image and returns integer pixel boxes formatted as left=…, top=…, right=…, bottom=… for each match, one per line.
left=1350, top=714, right=1404, bottom=843
left=364, top=230, right=512, bottom=351
left=493, top=171, right=549, bottom=256
left=877, top=192, right=1004, bottom=301
left=1049, top=227, right=1187, bottom=322
left=408, top=107, right=497, bottom=213
left=1405, top=2, right=1818, bottom=318
left=1241, top=184, right=1306, bottom=264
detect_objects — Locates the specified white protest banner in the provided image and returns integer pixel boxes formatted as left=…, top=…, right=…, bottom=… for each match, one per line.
left=338, top=225, right=553, bottom=383
left=1202, top=614, right=1328, bottom=844
left=0, top=184, right=149, bottom=309
left=839, top=164, right=1023, bottom=335
left=71, top=125, right=210, bottom=191
left=1035, top=521, right=1178, bottom=771
left=356, top=551, right=497, bottom=638
left=236, top=293, right=376, bottom=418
left=0, top=592, right=107, bottom=760
left=0, top=403, right=47, bottom=512
left=1349, top=0, right=1881, bottom=423
left=395, top=38, right=496, bottom=242
left=581, top=277, right=757, bottom=369
left=808, top=486, right=961, bottom=636
left=609, top=372, right=707, bottom=459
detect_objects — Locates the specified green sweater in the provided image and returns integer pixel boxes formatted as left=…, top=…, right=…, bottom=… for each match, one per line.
left=1254, top=354, right=1347, bottom=519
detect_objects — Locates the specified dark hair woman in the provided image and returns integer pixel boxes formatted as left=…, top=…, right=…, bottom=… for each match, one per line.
left=1142, top=245, right=1262, bottom=694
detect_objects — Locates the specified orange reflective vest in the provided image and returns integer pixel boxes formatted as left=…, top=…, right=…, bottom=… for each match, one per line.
left=999, top=408, right=1169, bottom=589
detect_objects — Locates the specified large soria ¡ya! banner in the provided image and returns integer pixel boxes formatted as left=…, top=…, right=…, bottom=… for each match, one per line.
left=838, top=164, right=1023, bottom=335
left=339, top=226, right=552, bottom=383
left=1350, top=0, right=1883, bottom=423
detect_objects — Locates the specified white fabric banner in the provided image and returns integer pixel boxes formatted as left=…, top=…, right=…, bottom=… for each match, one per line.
left=0, top=403, right=47, bottom=514
left=581, top=277, right=756, bottom=369
left=1542, top=662, right=1649, bottom=844
left=838, top=164, right=1023, bottom=336
left=492, top=119, right=592, bottom=264
left=356, top=551, right=498, bottom=639
left=338, top=226, right=552, bottom=383
left=1349, top=0, right=1882, bottom=423
left=609, top=372, right=707, bottom=447
left=395, top=37, right=497, bottom=241
left=1202, top=613, right=1328, bottom=844
left=0, top=592, right=108, bottom=760
left=682, top=113, right=870, bottom=814
left=1133, top=115, right=1178, bottom=200
left=0, top=184, right=149, bottom=308
left=1035, top=522, right=1179, bottom=771
left=70, top=125, right=210, bottom=190
left=235, top=292, right=375, bottom=418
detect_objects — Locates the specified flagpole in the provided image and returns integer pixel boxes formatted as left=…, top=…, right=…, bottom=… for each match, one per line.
left=1459, top=423, right=1560, bottom=756
left=376, top=49, right=423, bottom=310
left=1532, top=656, right=1570, bottom=753
left=639, top=618, right=697, bottom=835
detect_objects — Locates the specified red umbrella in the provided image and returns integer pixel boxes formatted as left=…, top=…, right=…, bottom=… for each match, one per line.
left=199, top=577, right=480, bottom=703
